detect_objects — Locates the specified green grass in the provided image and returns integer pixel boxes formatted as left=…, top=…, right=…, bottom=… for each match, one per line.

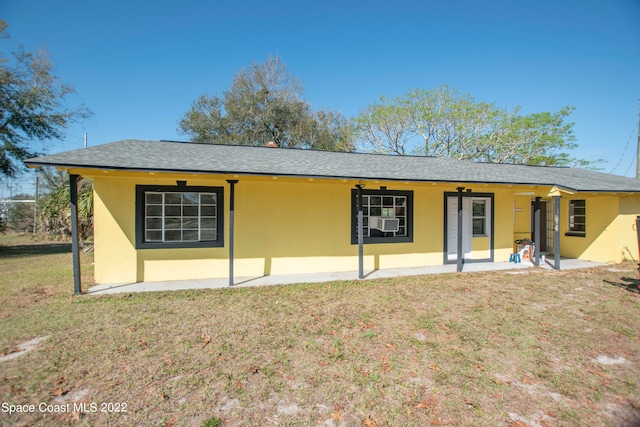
left=1, top=232, right=640, bottom=426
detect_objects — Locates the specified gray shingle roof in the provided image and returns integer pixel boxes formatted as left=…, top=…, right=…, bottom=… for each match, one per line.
left=24, top=139, right=640, bottom=193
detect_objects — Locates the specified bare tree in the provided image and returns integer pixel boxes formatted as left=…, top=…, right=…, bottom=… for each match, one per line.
left=0, top=20, right=93, bottom=178
left=178, top=55, right=354, bottom=151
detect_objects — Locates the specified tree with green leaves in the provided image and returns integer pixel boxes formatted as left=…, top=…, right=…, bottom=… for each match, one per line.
left=178, top=55, right=354, bottom=151
left=37, top=167, right=93, bottom=241
left=355, top=85, right=596, bottom=168
left=0, top=19, right=93, bottom=178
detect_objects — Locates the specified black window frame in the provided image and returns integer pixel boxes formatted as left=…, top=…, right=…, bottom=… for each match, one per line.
left=136, top=184, right=224, bottom=249
left=351, top=188, right=414, bottom=244
left=566, top=199, right=586, bottom=237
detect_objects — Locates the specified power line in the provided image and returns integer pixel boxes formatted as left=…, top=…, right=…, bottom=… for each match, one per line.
left=609, top=122, right=638, bottom=174
left=623, top=148, right=636, bottom=177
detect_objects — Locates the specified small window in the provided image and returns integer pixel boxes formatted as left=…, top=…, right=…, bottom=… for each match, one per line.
left=136, top=185, right=224, bottom=249
left=472, top=200, right=487, bottom=236
left=351, top=189, right=413, bottom=244
left=567, top=199, right=586, bottom=236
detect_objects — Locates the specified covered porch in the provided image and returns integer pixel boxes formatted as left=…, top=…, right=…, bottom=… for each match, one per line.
left=514, top=193, right=565, bottom=271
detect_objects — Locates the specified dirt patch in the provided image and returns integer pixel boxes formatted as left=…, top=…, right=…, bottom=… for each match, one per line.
left=593, top=355, right=628, bottom=365
left=509, top=410, right=554, bottom=427
left=217, top=397, right=240, bottom=413
left=277, top=402, right=300, bottom=415
left=53, top=388, right=90, bottom=404
left=0, top=336, right=49, bottom=362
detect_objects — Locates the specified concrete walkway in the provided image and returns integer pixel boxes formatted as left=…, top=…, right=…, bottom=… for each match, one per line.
left=87, top=258, right=608, bottom=295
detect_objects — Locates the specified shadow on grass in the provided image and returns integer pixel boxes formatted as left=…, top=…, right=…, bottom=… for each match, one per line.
left=619, top=413, right=640, bottom=427
left=0, top=243, right=72, bottom=258
left=603, top=277, right=640, bottom=294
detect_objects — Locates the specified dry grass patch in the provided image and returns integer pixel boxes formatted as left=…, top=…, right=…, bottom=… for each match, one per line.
left=0, top=233, right=639, bottom=426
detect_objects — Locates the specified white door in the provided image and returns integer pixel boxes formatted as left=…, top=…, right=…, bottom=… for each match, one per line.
left=447, top=197, right=472, bottom=261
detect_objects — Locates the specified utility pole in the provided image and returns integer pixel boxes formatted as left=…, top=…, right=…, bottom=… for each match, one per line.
left=33, top=170, right=39, bottom=234
left=636, top=99, right=640, bottom=179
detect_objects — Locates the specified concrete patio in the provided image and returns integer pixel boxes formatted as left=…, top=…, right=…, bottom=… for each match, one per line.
left=87, top=258, right=609, bottom=295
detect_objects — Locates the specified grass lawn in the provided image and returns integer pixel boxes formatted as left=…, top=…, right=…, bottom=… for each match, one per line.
left=0, top=233, right=639, bottom=426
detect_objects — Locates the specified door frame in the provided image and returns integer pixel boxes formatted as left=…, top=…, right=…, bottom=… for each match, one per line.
left=443, top=191, right=495, bottom=265
left=531, top=200, right=548, bottom=252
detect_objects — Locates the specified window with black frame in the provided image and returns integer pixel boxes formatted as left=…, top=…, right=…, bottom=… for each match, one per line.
left=136, top=185, right=224, bottom=249
left=567, top=199, right=586, bottom=236
left=351, top=189, right=413, bottom=244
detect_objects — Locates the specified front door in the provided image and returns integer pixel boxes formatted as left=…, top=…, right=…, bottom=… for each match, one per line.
left=446, top=197, right=472, bottom=261
left=531, top=201, right=547, bottom=252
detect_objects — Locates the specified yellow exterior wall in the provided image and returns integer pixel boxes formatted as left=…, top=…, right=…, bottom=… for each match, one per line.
left=234, top=178, right=354, bottom=275
left=89, top=172, right=450, bottom=283
left=493, top=189, right=519, bottom=262
left=513, top=196, right=532, bottom=243
left=211, top=180, right=447, bottom=276
left=472, top=237, right=490, bottom=260
left=560, top=196, right=619, bottom=263
left=91, top=172, right=230, bottom=283
left=93, top=177, right=138, bottom=284
left=78, top=167, right=640, bottom=284
left=552, top=194, right=640, bottom=263
left=618, top=197, right=640, bottom=261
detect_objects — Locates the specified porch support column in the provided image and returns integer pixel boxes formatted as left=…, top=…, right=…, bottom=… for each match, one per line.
left=636, top=216, right=640, bottom=258
left=553, top=195, right=561, bottom=270
left=456, top=186, right=465, bottom=272
left=227, top=180, right=239, bottom=286
left=356, top=184, right=364, bottom=279
left=533, top=196, right=541, bottom=267
left=69, top=174, right=82, bottom=295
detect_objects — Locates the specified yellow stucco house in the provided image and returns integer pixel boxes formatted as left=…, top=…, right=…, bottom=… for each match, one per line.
left=26, top=139, right=640, bottom=292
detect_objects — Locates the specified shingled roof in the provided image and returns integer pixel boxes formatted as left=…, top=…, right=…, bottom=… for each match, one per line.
left=25, top=139, right=640, bottom=193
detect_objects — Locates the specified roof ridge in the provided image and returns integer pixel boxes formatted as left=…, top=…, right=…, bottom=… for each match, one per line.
left=156, top=139, right=444, bottom=160
left=152, top=139, right=577, bottom=170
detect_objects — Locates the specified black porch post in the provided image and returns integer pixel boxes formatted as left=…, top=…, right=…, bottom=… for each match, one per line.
left=533, top=196, right=541, bottom=266
left=356, top=184, right=364, bottom=279
left=636, top=216, right=640, bottom=282
left=636, top=216, right=640, bottom=260
left=456, top=186, right=464, bottom=273
left=69, top=174, right=82, bottom=295
left=553, top=195, right=561, bottom=270
left=227, top=180, right=238, bottom=286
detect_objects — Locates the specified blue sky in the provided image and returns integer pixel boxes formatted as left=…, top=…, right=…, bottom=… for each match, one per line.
left=1, top=0, right=639, bottom=194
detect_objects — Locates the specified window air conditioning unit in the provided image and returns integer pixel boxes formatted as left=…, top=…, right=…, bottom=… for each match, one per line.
left=376, top=217, right=400, bottom=232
